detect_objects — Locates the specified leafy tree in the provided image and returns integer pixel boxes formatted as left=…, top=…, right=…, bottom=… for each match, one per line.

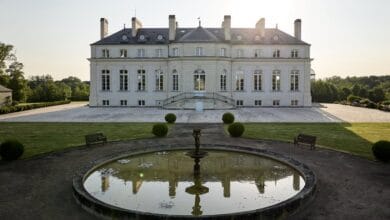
left=351, top=84, right=361, bottom=96
left=358, top=87, right=368, bottom=98
left=368, top=87, right=385, bottom=103
left=6, top=62, right=28, bottom=102
left=0, top=42, right=16, bottom=86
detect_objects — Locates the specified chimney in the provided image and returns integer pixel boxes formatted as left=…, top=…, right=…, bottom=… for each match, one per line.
left=100, top=18, right=108, bottom=39
left=255, top=18, right=265, bottom=37
left=132, top=17, right=142, bottom=37
left=294, top=19, right=301, bottom=40
left=223, top=15, right=231, bottom=41
left=169, top=15, right=176, bottom=41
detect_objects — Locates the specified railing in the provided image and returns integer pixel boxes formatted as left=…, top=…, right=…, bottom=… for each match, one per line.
left=160, top=92, right=235, bottom=108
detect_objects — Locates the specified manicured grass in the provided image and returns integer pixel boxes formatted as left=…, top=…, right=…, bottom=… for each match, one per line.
left=243, top=123, right=390, bottom=160
left=0, top=123, right=154, bottom=158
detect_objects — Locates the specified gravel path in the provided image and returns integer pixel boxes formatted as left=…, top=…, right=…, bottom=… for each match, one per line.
left=0, top=124, right=389, bottom=219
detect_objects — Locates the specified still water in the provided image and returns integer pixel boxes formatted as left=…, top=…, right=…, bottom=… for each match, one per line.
left=84, top=150, right=305, bottom=216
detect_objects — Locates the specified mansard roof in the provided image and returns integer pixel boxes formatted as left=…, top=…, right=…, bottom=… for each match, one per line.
left=0, top=85, right=12, bottom=92
left=92, top=27, right=309, bottom=45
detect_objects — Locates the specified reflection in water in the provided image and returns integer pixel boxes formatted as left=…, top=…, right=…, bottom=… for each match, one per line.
left=84, top=150, right=305, bottom=216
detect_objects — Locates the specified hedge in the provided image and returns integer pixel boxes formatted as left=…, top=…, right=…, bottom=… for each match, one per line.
left=0, top=100, right=71, bottom=115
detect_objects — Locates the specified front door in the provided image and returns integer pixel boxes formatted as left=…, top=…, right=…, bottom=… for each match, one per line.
left=193, top=69, right=205, bottom=91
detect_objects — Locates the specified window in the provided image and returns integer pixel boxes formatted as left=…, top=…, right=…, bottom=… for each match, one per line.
left=119, top=70, right=128, bottom=91
left=220, top=70, right=227, bottom=91
left=235, top=71, right=244, bottom=91
left=101, top=70, right=110, bottom=91
left=120, top=49, right=127, bottom=58
left=196, top=47, right=203, bottom=56
left=172, top=48, right=179, bottom=56
left=155, top=70, right=164, bottom=91
left=137, top=69, right=146, bottom=91
left=255, top=100, right=262, bottom=106
left=172, top=70, right=179, bottom=91
left=237, top=49, right=244, bottom=58
left=102, top=100, right=109, bottom=106
left=290, top=70, right=299, bottom=91
left=139, top=35, right=145, bottom=41
left=193, top=69, right=205, bottom=91
left=291, top=49, right=298, bottom=58
left=102, top=49, right=109, bottom=58
left=138, top=100, right=145, bottom=106
left=137, top=48, right=145, bottom=57
left=273, top=100, right=280, bottom=106
left=273, top=49, right=280, bottom=58
left=236, top=100, right=243, bottom=106
left=253, top=70, right=262, bottom=91
left=254, top=49, right=261, bottom=58
left=120, top=100, right=127, bottom=106
left=291, top=100, right=298, bottom=106
left=220, top=48, right=227, bottom=57
left=272, top=70, right=281, bottom=91
left=156, top=49, right=163, bottom=57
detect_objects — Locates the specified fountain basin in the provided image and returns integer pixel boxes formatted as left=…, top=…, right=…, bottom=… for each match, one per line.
left=73, top=144, right=316, bottom=219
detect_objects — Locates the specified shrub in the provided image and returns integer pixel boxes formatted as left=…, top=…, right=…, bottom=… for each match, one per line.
left=152, top=123, right=168, bottom=137
left=0, top=100, right=71, bottom=115
left=0, top=140, right=24, bottom=161
left=222, top=112, right=235, bottom=124
left=372, top=140, right=390, bottom=162
left=347, top=95, right=362, bottom=104
left=164, top=113, right=177, bottom=124
left=228, top=122, right=245, bottom=137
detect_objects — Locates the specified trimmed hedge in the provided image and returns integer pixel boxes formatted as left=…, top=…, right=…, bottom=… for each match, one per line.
left=222, top=112, right=235, bottom=124
left=0, top=100, right=71, bottom=115
left=228, top=122, right=245, bottom=137
left=0, top=140, right=24, bottom=161
left=372, top=140, right=390, bottom=162
left=165, top=113, right=177, bottom=124
left=152, top=123, right=168, bottom=137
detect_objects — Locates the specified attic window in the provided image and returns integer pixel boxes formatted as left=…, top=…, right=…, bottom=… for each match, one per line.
left=139, top=35, right=146, bottom=40
left=157, top=35, right=163, bottom=40
left=255, top=35, right=261, bottom=41
left=236, top=35, right=242, bottom=40
left=273, top=35, right=279, bottom=41
left=122, top=35, right=128, bottom=41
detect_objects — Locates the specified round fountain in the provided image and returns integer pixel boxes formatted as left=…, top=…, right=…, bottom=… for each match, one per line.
left=73, top=129, right=316, bottom=219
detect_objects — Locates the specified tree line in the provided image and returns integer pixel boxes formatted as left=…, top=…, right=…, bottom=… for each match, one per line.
left=0, top=42, right=89, bottom=104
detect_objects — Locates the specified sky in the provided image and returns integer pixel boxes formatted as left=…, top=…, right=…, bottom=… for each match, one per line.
left=0, top=0, right=389, bottom=81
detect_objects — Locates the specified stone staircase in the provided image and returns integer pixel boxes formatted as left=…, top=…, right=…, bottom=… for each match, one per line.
left=160, top=92, right=235, bottom=110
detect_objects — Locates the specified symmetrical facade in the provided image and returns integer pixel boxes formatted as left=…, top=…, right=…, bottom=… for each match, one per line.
left=89, top=15, right=312, bottom=108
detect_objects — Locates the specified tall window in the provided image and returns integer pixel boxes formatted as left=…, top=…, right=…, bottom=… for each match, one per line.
left=236, top=100, right=243, bottom=106
left=272, top=70, right=281, bottom=91
left=137, top=48, right=145, bottom=57
left=120, top=49, right=127, bottom=58
left=156, top=49, right=163, bottom=57
left=255, top=100, right=262, bottom=106
left=220, top=48, right=227, bottom=57
left=155, top=70, right=164, bottom=91
left=290, top=70, right=299, bottom=91
left=237, top=49, right=244, bottom=58
left=102, top=49, right=109, bottom=58
left=102, top=100, right=109, bottom=106
left=172, top=70, right=179, bottom=91
left=220, top=70, right=227, bottom=91
left=273, top=49, right=280, bottom=58
left=235, top=71, right=244, bottom=91
left=196, top=47, right=203, bottom=56
left=172, top=48, right=179, bottom=56
left=120, top=100, right=127, bottom=106
left=291, top=49, right=298, bottom=58
left=137, top=69, right=146, bottom=91
left=119, top=70, right=128, bottom=91
left=254, top=49, right=261, bottom=58
left=193, top=69, right=205, bottom=91
left=101, top=70, right=110, bottom=91
left=253, top=70, right=262, bottom=91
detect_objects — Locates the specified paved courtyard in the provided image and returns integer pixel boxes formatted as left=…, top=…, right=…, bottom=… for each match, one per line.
left=0, top=102, right=389, bottom=122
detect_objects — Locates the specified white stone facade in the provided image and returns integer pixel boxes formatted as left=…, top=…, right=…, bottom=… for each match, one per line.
left=89, top=16, right=312, bottom=108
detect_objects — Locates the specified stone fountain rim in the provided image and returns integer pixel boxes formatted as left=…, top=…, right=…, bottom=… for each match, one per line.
left=73, top=144, right=317, bottom=219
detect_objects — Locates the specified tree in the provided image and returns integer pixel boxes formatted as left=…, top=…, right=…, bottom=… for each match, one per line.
left=351, top=84, right=361, bottom=96
left=340, top=87, right=352, bottom=100
left=368, top=87, right=385, bottom=103
left=0, top=42, right=15, bottom=86
left=358, top=87, right=368, bottom=98
left=6, top=62, right=28, bottom=102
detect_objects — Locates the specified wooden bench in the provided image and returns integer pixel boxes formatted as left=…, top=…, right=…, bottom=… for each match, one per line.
left=85, top=133, right=107, bottom=146
left=294, top=134, right=316, bottom=150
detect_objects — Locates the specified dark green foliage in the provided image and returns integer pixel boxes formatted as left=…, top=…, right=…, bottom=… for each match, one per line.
left=351, top=84, right=361, bottom=96
left=311, top=80, right=339, bottom=103
left=222, top=112, right=235, bottom=124
left=0, top=139, right=24, bottom=161
left=347, top=95, right=361, bottom=103
left=164, top=113, right=177, bottom=124
left=0, top=100, right=71, bottom=114
left=228, top=122, right=245, bottom=137
left=372, top=141, right=390, bottom=162
left=368, top=88, right=385, bottom=103
left=152, top=123, right=168, bottom=137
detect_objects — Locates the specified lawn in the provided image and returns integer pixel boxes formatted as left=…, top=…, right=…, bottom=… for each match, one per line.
left=243, top=123, right=390, bottom=160
left=0, top=123, right=154, bottom=158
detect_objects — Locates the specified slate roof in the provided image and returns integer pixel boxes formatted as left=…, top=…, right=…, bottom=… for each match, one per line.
left=0, top=85, right=12, bottom=92
left=92, top=26, right=309, bottom=45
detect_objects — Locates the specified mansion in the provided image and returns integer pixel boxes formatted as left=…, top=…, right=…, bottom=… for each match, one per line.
left=89, top=15, right=312, bottom=108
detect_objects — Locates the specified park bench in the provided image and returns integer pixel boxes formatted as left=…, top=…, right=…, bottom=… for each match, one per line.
left=294, top=134, right=316, bottom=150
left=85, top=133, right=107, bottom=146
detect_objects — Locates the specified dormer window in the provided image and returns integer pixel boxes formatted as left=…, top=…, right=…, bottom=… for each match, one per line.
left=102, top=49, right=109, bottom=58
left=120, top=49, right=127, bottom=58
left=273, top=49, right=280, bottom=58
left=121, top=35, right=128, bottom=41
left=139, top=35, right=145, bottom=40
left=157, top=35, right=163, bottom=40
left=196, top=47, right=203, bottom=56
left=291, top=49, right=299, bottom=58
left=273, top=35, right=279, bottom=41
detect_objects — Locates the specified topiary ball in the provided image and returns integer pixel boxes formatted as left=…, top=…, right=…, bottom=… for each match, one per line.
left=228, top=122, right=245, bottom=137
left=372, top=140, right=390, bottom=162
left=0, top=140, right=24, bottom=161
left=165, top=113, right=177, bottom=124
left=222, top=112, right=235, bottom=124
left=152, top=123, right=169, bottom=137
